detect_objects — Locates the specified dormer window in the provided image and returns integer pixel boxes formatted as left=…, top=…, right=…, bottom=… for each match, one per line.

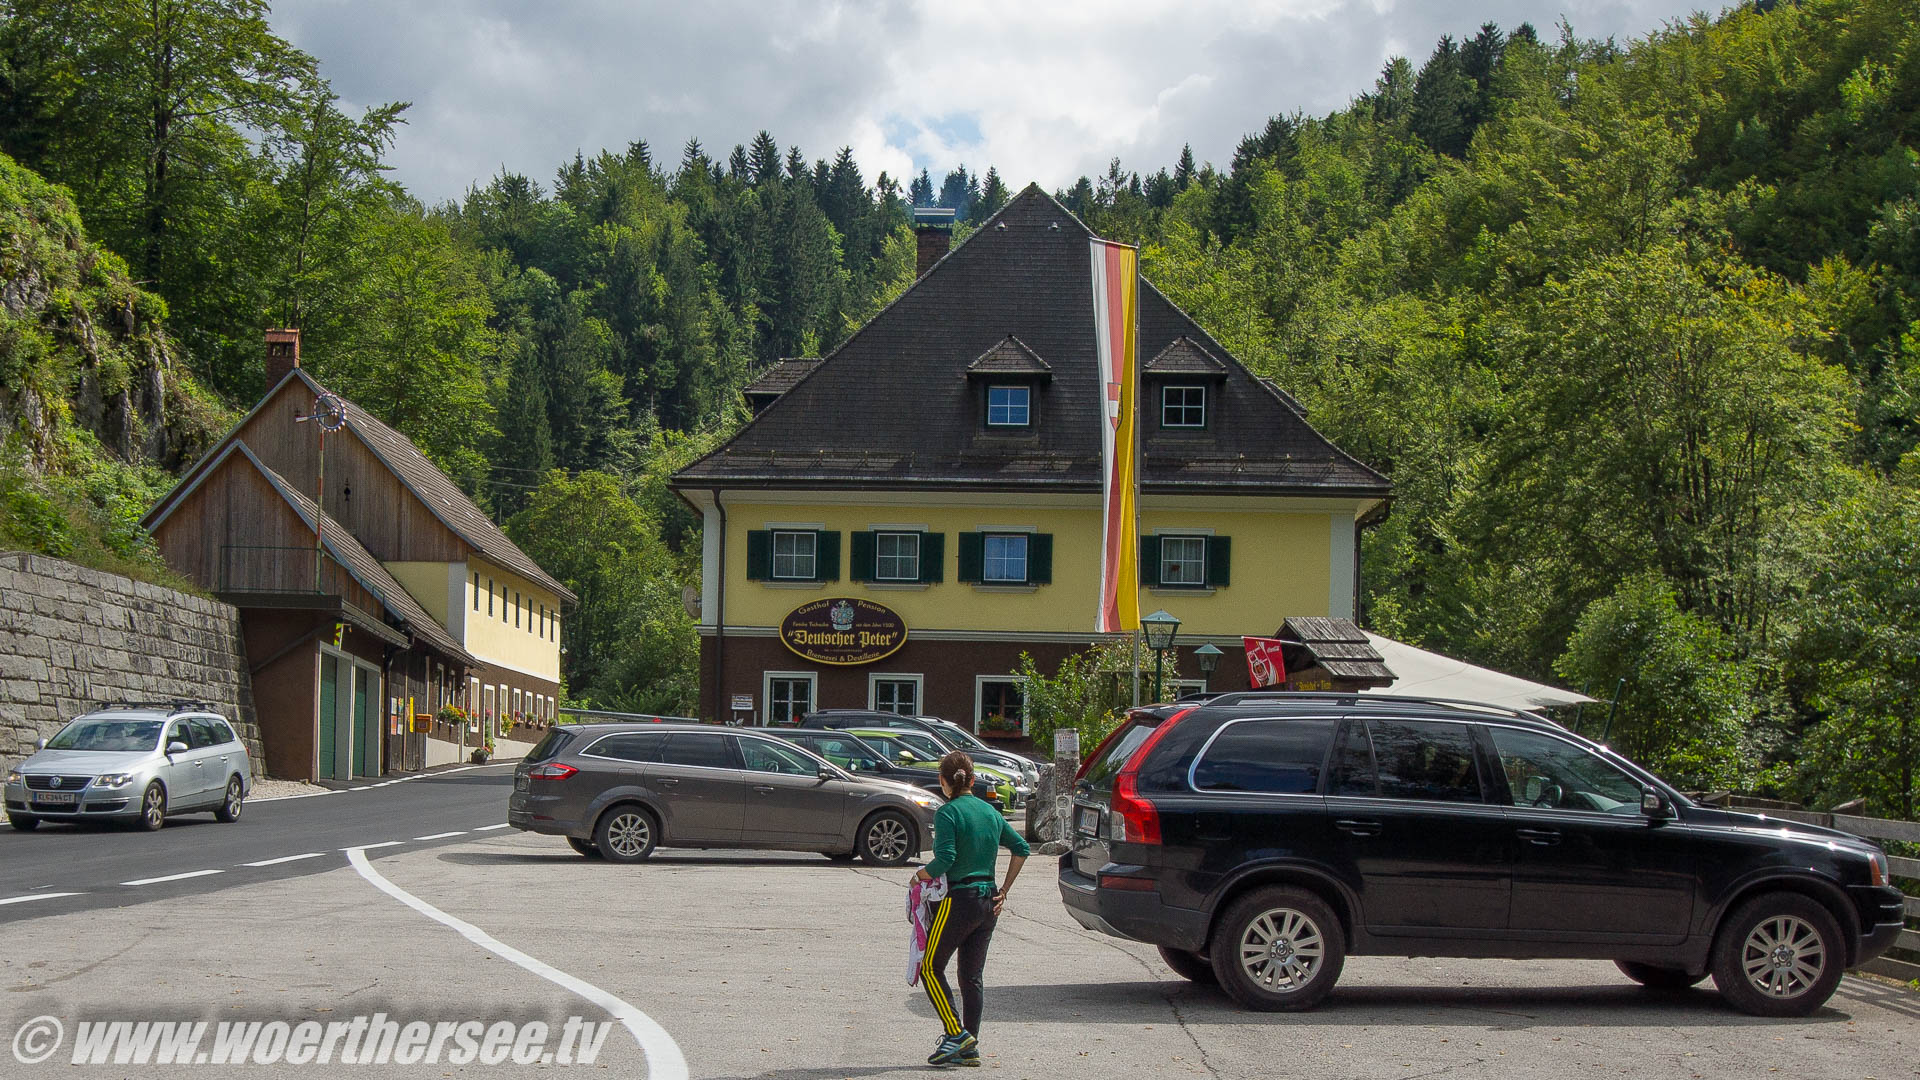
left=987, top=385, right=1031, bottom=427
left=1162, top=385, right=1207, bottom=428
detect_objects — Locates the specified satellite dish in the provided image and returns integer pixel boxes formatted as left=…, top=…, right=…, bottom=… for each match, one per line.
left=681, top=584, right=702, bottom=620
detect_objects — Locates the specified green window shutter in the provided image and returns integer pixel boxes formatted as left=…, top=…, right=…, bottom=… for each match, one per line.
left=746, top=530, right=771, bottom=580
left=920, top=532, right=945, bottom=583
left=957, top=533, right=983, bottom=583
left=1207, top=535, right=1232, bottom=588
left=850, top=531, right=875, bottom=583
left=1028, top=533, right=1053, bottom=585
left=815, top=530, right=841, bottom=581
left=1139, top=535, right=1162, bottom=587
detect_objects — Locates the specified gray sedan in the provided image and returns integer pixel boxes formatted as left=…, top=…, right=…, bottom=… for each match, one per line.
left=5, top=705, right=253, bottom=830
left=508, top=722, right=941, bottom=865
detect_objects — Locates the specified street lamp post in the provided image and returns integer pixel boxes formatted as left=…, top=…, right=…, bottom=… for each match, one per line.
left=1141, top=609, right=1181, bottom=703
left=1194, top=642, right=1223, bottom=692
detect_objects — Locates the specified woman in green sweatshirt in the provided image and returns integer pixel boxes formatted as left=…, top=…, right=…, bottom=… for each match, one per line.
left=913, top=750, right=1031, bottom=1067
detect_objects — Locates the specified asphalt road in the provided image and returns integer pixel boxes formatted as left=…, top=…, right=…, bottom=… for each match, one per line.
left=0, top=763, right=521, bottom=923
left=3, top=809, right=1916, bottom=1080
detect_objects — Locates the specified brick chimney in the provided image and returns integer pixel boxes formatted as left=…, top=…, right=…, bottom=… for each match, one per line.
left=265, top=328, right=301, bottom=387
left=913, top=207, right=955, bottom=278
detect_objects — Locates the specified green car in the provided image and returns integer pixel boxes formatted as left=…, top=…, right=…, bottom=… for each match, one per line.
left=846, top=728, right=1018, bottom=814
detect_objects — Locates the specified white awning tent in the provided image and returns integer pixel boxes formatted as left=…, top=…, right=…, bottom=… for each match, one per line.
left=1357, top=632, right=1594, bottom=710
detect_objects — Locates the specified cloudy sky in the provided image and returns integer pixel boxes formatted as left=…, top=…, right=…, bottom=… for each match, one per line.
left=270, top=0, right=1698, bottom=206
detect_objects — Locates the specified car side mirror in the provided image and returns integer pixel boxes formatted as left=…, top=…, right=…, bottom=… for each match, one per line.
left=1641, top=787, right=1673, bottom=819
left=35, top=737, right=46, bottom=750
left=166, top=741, right=189, bottom=756
left=817, top=766, right=837, bottom=782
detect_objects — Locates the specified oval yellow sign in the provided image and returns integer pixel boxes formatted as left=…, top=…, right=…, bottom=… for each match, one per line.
left=780, top=597, right=908, bottom=666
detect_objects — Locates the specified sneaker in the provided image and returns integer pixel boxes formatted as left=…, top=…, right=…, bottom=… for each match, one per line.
left=928, top=1032, right=977, bottom=1066
left=956, top=1044, right=981, bottom=1067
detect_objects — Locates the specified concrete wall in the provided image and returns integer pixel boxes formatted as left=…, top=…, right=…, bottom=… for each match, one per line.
left=0, top=552, right=260, bottom=765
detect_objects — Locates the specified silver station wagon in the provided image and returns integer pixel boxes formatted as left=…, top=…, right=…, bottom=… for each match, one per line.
left=508, top=722, right=941, bottom=864
left=5, top=702, right=254, bottom=831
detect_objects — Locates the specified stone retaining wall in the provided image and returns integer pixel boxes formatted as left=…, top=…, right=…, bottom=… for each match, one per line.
left=0, top=552, right=260, bottom=764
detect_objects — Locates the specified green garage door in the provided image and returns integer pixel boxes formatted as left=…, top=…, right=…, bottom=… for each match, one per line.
left=319, top=657, right=338, bottom=778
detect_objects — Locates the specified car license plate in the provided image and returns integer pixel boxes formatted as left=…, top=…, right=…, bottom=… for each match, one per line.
left=1078, top=807, right=1099, bottom=835
left=33, top=791, right=78, bottom=806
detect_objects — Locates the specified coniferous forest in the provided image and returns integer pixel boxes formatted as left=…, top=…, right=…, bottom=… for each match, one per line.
left=2, top=0, right=1919, bottom=815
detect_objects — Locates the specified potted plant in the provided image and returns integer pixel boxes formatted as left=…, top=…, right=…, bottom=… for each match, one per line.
left=471, top=736, right=494, bottom=764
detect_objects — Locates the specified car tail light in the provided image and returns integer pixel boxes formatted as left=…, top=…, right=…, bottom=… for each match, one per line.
left=1106, top=708, right=1193, bottom=845
left=526, top=762, right=577, bottom=781
left=1098, top=872, right=1158, bottom=892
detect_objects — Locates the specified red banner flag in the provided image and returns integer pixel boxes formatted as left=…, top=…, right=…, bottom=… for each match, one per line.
left=1243, top=636, right=1288, bottom=689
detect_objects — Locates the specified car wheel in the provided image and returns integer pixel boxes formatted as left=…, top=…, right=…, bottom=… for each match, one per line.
left=1157, top=945, right=1218, bottom=985
left=7, top=813, right=38, bottom=832
left=593, top=806, right=657, bottom=864
left=857, top=810, right=915, bottom=866
left=139, top=782, right=167, bottom=831
left=567, top=837, right=603, bottom=859
left=1615, top=960, right=1706, bottom=990
left=1711, top=892, right=1844, bottom=1017
left=1209, top=886, right=1344, bottom=1011
left=214, top=776, right=245, bottom=823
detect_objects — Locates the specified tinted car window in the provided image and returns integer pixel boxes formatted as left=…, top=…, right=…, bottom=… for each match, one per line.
left=1369, top=720, right=1483, bottom=803
left=1490, top=726, right=1642, bottom=814
left=166, top=721, right=194, bottom=749
left=661, top=733, right=737, bottom=769
left=1327, top=718, right=1377, bottom=796
left=207, top=719, right=238, bottom=746
left=1192, top=718, right=1334, bottom=794
left=582, top=733, right=666, bottom=763
left=741, top=739, right=819, bottom=775
left=1081, top=719, right=1162, bottom=791
left=801, top=736, right=883, bottom=770
left=187, top=717, right=220, bottom=749
left=526, top=728, right=576, bottom=764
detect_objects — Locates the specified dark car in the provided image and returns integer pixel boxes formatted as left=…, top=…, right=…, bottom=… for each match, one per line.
left=508, top=723, right=939, bottom=865
left=767, top=729, right=1004, bottom=809
left=1059, top=692, right=1905, bottom=1017
left=798, top=710, right=1037, bottom=806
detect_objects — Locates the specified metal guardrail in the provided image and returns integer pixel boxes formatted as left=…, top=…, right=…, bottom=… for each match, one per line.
left=1714, top=798, right=1920, bottom=983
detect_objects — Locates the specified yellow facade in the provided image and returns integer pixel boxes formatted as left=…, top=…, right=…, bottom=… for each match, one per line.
left=711, top=493, right=1363, bottom=642
left=387, top=557, right=563, bottom=683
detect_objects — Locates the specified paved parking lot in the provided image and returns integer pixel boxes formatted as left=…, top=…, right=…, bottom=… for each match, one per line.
left=5, top=825, right=1917, bottom=1079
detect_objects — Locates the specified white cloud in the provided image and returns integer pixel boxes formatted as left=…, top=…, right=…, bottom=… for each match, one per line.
left=271, top=0, right=1687, bottom=204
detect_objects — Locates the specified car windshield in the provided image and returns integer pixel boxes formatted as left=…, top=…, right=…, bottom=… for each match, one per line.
left=857, top=731, right=926, bottom=763
left=935, top=722, right=989, bottom=751
left=45, top=718, right=164, bottom=752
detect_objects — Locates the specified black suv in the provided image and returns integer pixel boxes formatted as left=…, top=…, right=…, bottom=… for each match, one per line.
left=1059, top=692, right=1905, bottom=1017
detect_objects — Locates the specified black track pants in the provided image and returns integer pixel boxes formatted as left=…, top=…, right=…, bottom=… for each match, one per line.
left=921, top=890, right=997, bottom=1037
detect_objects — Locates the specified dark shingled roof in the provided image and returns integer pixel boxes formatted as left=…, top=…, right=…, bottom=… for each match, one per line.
left=1279, top=616, right=1394, bottom=683
left=744, top=358, right=822, bottom=396
left=294, top=370, right=576, bottom=603
left=966, top=335, right=1053, bottom=377
left=674, top=185, right=1388, bottom=497
left=1144, top=337, right=1226, bottom=377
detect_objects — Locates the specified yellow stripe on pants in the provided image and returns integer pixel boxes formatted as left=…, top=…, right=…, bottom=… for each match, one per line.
left=921, top=897, right=960, bottom=1034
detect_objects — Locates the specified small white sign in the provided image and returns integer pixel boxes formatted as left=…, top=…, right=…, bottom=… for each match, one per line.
left=730, top=694, right=754, bottom=711
left=1054, top=730, right=1080, bottom=757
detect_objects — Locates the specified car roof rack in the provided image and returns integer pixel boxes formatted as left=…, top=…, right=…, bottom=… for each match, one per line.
left=94, top=700, right=221, bottom=714
left=1190, top=690, right=1551, bottom=723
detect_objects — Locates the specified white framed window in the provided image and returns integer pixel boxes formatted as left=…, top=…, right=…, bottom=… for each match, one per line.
left=472, top=572, right=480, bottom=611
left=772, top=530, right=817, bottom=580
left=875, top=532, right=921, bottom=581
left=1160, top=536, right=1207, bottom=586
left=764, top=671, right=816, bottom=726
left=987, top=384, right=1030, bottom=427
left=1162, top=384, right=1206, bottom=427
left=869, top=674, right=924, bottom=715
left=974, top=676, right=1028, bottom=737
left=486, top=579, right=494, bottom=616
left=982, top=534, right=1028, bottom=583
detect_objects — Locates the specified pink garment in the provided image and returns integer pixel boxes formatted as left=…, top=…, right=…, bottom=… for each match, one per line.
left=907, top=875, right=949, bottom=985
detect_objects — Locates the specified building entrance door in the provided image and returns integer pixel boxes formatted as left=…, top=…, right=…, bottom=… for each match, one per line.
left=319, top=659, right=338, bottom=778
left=353, top=666, right=380, bottom=777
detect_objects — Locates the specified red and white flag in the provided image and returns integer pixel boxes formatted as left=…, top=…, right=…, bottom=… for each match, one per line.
left=1243, top=636, right=1288, bottom=689
left=1091, top=238, right=1140, bottom=634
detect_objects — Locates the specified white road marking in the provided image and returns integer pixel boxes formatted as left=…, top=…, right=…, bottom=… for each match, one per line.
left=0, top=892, right=81, bottom=906
left=344, top=841, right=404, bottom=851
left=413, top=831, right=466, bottom=841
left=475, top=823, right=512, bottom=831
left=120, top=869, right=223, bottom=887
left=346, top=847, right=687, bottom=1080
left=242, top=852, right=329, bottom=867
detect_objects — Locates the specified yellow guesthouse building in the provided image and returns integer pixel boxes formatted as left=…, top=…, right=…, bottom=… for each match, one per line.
left=672, top=187, right=1389, bottom=743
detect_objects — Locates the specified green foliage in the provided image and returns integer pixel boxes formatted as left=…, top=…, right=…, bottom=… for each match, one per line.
left=1014, top=641, right=1157, bottom=753
left=1555, top=574, right=1759, bottom=790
